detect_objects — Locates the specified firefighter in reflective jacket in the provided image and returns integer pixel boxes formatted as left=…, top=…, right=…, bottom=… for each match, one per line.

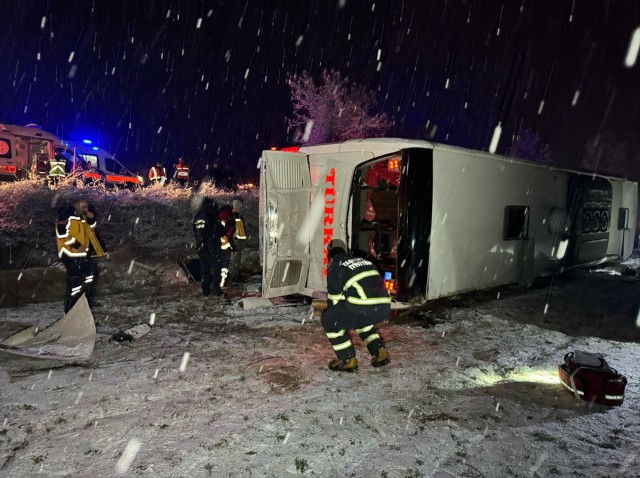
left=321, top=239, right=391, bottom=372
left=218, top=204, right=236, bottom=287
left=228, top=198, right=247, bottom=281
left=48, top=153, right=67, bottom=186
left=56, top=198, right=105, bottom=313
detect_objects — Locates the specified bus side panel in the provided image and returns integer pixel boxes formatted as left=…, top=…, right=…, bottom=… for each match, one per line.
left=427, top=150, right=569, bottom=300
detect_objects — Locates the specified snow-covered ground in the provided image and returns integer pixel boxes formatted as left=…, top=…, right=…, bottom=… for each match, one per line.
left=1, top=258, right=639, bottom=477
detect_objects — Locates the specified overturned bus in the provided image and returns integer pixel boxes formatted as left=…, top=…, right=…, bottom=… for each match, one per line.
left=259, top=138, right=638, bottom=304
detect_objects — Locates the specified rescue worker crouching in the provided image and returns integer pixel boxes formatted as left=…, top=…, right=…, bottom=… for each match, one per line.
left=321, top=239, right=391, bottom=372
left=56, top=198, right=105, bottom=313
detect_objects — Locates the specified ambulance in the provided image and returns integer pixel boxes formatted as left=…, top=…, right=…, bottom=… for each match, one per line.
left=259, top=138, right=637, bottom=304
left=0, top=123, right=60, bottom=180
left=61, top=140, right=143, bottom=188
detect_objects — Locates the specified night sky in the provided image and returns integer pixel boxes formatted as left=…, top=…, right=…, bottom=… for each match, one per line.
left=1, top=0, right=639, bottom=183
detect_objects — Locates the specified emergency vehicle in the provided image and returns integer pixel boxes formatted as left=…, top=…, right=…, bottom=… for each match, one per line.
left=0, top=123, right=60, bottom=180
left=259, top=138, right=637, bottom=304
left=61, top=140, right=143, bottom=188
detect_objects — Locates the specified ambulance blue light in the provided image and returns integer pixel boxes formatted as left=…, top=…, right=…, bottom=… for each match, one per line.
left=82, top=139, right=92, bottom=144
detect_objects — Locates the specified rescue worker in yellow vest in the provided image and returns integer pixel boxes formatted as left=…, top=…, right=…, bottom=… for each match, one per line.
left=173, top=157, right=190, bottom=187
left=56, top=198, right=105, bottom=313
left=48, top=153, right=67, bottom=186
left=321, top=239, right=391, bottom=372
left=148, top=162, right=167, bottom=186
left=228, top=198, right=247, bottom=282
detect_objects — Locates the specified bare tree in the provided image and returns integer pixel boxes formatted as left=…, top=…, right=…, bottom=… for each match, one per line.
left=287, top=69, right=391, bottom=145
left=507, top=128, right=551, bottom=163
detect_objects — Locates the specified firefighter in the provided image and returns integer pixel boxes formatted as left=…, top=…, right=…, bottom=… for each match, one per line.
left=56, top=198, right=105, bottom=313
left=320, top=239, right=391, bottom=372
left=217, top=204, right=237, bottom=288
left=228, top=198, right=247, bottom=282
left=48, top=153, right=67, bottom=186
left=173, top=157, right=190, bottom=187
left=148, top=162, right=167, bottom=186
left=193, top=197, right=226, bottom=298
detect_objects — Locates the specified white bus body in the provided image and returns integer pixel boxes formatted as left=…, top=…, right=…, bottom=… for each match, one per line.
left=259, top=138, right=637, bottom=303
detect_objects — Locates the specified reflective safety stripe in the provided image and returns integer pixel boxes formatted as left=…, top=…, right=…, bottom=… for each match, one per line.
left=560, top=380, right=584, bottom=395
left=85, top=275, right=94, bottom=283
left=327, top=293, right=345, bottom=305
left=347, top=296, right=392, bottom=305
left=59, top=248, right=88, bottom=258
left=341, top=269, right=391, bottom=306
left=363, top=333, right=380, bottom=345
left=49, top=161, right=66, bottom=177
left=355, top=325, right=374, bottom=334
left=64, top=238, right=77, bottom=245
left=604, top=394, right=624, bottom=400
left=325, top=330, right=346, bottom=339
left=195, top=219, right=205, bottom=229
left=333, top=339, right=353, bottom=351
left=71, top=286, right=83, bottom=296
left=343, top=270, right=380, bottom=291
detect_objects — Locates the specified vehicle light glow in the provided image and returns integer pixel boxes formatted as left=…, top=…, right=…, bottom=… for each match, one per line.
left=388, top=157, right=400, bottom=172
left=384, top=279, right=396, bottom=295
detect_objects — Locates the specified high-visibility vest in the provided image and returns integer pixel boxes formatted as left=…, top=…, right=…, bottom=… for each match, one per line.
left=149, top=166, right=166, bottom=181
left=234, top=216, right=246, bottom=240
left=49, top=160, right=66, bottom=177
left=56, top=215, right=105, bottom=258
left=176, top=164, right=190, bottom=179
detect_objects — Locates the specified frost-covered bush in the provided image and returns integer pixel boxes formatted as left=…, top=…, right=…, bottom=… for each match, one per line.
left=0, top=180, right=259, bottom=269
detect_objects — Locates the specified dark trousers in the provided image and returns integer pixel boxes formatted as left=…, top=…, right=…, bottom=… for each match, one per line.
left=219, top=248, right=232, bottom=287
left=320, top=301, right=390, bottom=361
left=62, top=256, right=99, bottom=313
left=199, top=250, right=222, bottom=296
left=229, top=242, right=244, bottom=281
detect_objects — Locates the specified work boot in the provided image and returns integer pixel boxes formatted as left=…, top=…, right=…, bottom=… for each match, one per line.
left=371, top=347, right=390, bottom=368
left=328, top=357, right=358, bottom=372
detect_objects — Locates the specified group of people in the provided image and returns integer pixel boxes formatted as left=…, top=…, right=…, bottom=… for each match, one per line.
left=193, top=197, right=246, bottom=297
left=148, top=157, right=192, bottom=187
left=56, top=195, right=392, bottom=373
left=148, top=158, right=237, bottom=190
